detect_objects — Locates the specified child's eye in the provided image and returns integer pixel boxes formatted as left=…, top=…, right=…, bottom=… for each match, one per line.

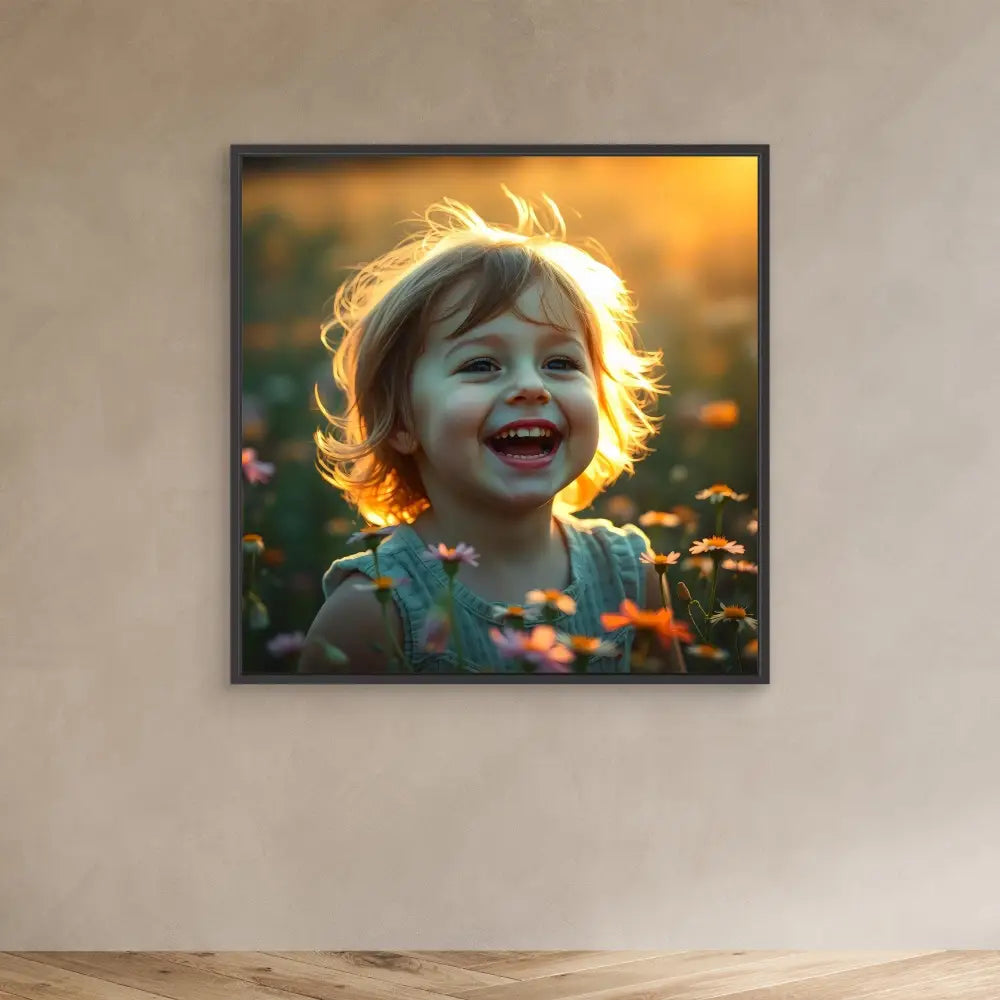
left=545, top=356, right=584, bottom=371
left=457, top=357, right=499, bottom=374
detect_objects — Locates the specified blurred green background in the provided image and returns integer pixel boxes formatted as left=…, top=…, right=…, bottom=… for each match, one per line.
left=239, top=154, right=760, bottom=674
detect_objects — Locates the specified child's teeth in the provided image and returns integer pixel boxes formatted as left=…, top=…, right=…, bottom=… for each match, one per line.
left=501, top=427, right=551, bottom=439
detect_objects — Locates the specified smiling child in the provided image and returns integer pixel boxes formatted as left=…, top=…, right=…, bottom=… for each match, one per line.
left=299, top=188, right=686, bottom=674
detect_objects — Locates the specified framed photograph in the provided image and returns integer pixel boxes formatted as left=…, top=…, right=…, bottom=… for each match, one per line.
left=231, top=144, right=768, bottom=683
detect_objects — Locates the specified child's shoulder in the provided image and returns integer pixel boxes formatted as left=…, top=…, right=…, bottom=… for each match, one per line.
left=320, top=525, right=417, bottom=600
left=559, top=512, right=653, bottom=608
left=559, top=511, right=651, bottom=556
left=301, top=569, right=406, bottom=673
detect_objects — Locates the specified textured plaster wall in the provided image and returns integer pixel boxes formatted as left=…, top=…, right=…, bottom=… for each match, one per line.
left=2, top=0, right=998, bottom=948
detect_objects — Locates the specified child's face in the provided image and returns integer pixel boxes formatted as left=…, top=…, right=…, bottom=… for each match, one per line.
left=399, top=280, right=601, bottom=515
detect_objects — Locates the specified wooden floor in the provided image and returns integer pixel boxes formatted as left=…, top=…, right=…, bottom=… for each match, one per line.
left=2, top=951, right=1000, bottom=1000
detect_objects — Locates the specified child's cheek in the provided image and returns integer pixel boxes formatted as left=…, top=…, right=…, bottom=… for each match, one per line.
left=442, top=389, right=489, bottom=432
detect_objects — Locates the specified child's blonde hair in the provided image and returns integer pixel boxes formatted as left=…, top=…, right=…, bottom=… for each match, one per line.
left=314, top=186, right=669, bottom=526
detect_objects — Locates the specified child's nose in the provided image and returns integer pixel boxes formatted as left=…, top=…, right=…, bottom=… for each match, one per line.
left=506, top=380, right=551, bottom=405
left=504, top=360, right=552, bottom=404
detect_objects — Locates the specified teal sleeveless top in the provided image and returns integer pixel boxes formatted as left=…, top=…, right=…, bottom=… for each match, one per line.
left=321, top=513, right=653, bottom=674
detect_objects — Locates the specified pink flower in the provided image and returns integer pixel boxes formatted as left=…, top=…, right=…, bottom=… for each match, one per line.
left=532, top=652, right=574, bottom=674
left=347, top=524, right=397, bottom=547
left=266, top=631, right=306, bottom=657
left=421, top=605, right=451, bottom=653
left=241, top=448, right=275, bottom=485
left=423, top=542, right=480, bottom=568
left=488, top=624, right=573, bottom=673
left=489, top=626, right=532, bottom=660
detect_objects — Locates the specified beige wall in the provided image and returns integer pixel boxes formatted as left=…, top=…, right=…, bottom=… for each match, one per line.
left=2, top=0, right=998, bottom=949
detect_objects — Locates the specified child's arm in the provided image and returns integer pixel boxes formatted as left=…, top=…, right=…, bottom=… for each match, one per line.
left=642, top=562, right=687, bottom=674
left=298, top=573, right=404, bottom=674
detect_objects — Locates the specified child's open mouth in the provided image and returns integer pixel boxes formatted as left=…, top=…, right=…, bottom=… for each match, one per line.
left=486, top=424, right=563, bottom=466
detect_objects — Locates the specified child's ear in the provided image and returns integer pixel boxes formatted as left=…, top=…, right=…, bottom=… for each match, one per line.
left=389, top=427, right=418, bottom=455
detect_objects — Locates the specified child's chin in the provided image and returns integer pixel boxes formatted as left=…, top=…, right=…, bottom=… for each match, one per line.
left=493, top=479, right=569, bottom=511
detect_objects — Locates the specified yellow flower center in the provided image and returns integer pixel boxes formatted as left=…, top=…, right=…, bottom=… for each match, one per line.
left=722, top=607, right=747, bottom=620
left=373, top=576, right=394, bottom=590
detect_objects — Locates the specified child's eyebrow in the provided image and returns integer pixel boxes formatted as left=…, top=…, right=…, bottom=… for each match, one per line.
left=442, top=327, right=582, bottom=355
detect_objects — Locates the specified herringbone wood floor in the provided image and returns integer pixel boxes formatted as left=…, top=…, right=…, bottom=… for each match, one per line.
left=2, top=951, right=1000, bottom=999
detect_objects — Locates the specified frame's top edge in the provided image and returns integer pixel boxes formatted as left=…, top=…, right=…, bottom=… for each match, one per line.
left=230, top=143, right=770, bottom=157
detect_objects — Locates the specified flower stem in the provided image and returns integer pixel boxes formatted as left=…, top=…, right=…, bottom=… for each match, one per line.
left=733, top=623, right=743, bottom=673
left=715, top=501, right=725, bottom=537
left=447, top=577, right=466, bottom=671
left=379, top=598, right=409, bottom=672
left=630, top=629, right=654, bottom=671
left=686, top=601, right=709, bottom=643
left=706, top=556, right=721, bottom=633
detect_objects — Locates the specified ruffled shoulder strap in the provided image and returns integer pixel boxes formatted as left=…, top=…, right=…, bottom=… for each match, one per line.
left=558, top=514, right=651, bottom=607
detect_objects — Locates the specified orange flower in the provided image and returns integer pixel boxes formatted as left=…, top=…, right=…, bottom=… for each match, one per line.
left=640, top=551, right=680, bottom=570
left=721, top=558, right=758, bottom=574
left=604, top=494, right=637, bottom=522
left=525, top=588, right=577, bottom=615
left=521, top=626, right=574, bottom=673
left=639, top=510, right=682, bottom=528
left=241, top=533, right=264, bottom=554
left=686, top=644, right=729, bottom=661
left=492, top=602, right=542, bottom=625
left=709, top=603, right=758, bottom=632
left=325, top=517, right=354, bottom=536
left=695, top=483, right=749, bottom=503
left=682, top=555, right=714, bottom=578
left=494, top=603, right=526, bottom=620
left=556, top=633, right=619, bottom=658
left=353, top=575, right=409, bottom=593
left=601, top=600, right=693, bottom=647
left=670, top=505, right=700, bottom=532
left=743, top=639, right=759, bottom=658
left=689, top=536, right=746, bottom=556
left=699, top=400, right=739, bottom=428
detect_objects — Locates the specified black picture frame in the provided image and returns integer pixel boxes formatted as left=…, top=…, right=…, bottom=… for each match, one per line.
left=230, top=144, right=769, bottom=684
